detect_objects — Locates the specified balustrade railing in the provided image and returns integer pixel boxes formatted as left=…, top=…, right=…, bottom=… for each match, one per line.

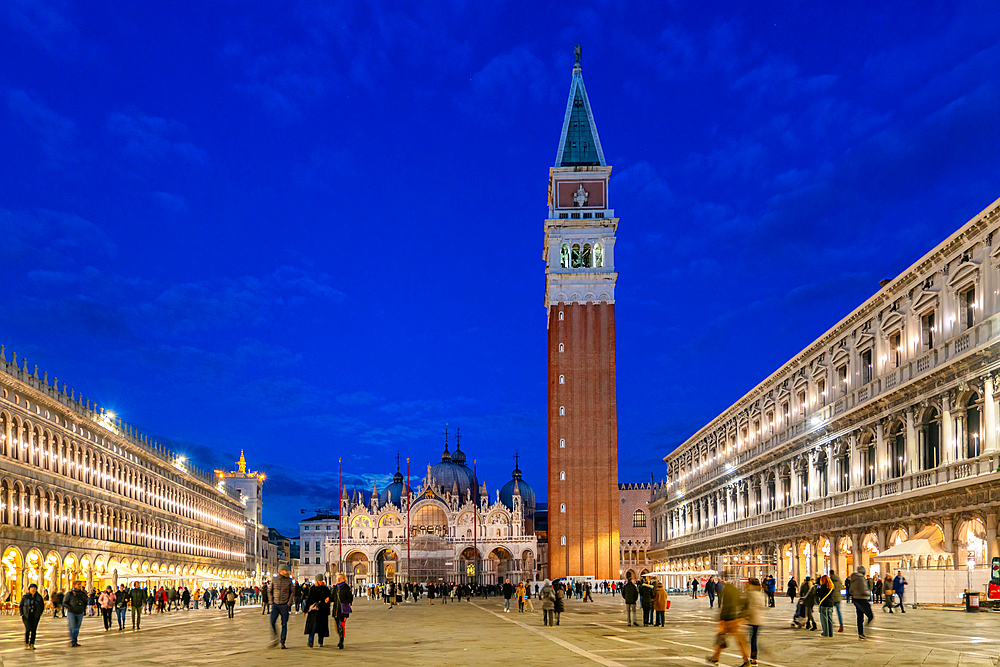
left=662, top=452, right=999, bottom=548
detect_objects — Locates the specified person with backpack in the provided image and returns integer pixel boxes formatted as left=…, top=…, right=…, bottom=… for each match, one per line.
left=225, top=587, right=237, bottom=618
left=892, top=571, right=908, bottom=612
left=848, top=566, right=874, bottom=640
left=64, top=580, right=88, bottom=647
left=554, top=580, right=566, bottom=625
left=540, top=579, right=556, bottom=626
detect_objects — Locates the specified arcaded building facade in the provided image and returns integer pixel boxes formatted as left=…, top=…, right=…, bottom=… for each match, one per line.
left=0, top=350, right=247, bottom=600
left=619, top=483, right=652, bottom=580
left=544, top=50, right=620, bottom=580
left=649, top=197, right=1000, bottom=599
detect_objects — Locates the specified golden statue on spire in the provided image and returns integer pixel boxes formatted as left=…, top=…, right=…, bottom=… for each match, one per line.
left=238, top=450, right=247, bottom=474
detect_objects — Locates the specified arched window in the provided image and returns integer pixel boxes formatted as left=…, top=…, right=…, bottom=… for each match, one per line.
left=632, top=509, right=646, bottom=528
left=582, top=243, right=592, bottom=267
left=560, top=503, right=566, bottom=513
left=559, top=406, right=565, bottom=416
left=571, top=244, right=582, bottom=268
left=558, top=311, right=564, bottom=321
left=559, top=375, right=565, bottom=385
left=560, top=535, right=566, bottom=545
left=559, top=471, right=566, bottom=481
left=558, top=343, right=564, bottom=353
left=559, top=438, right=565, bottom=448
left=560, top=244, right=570, bottom=268
left=595, top=243, right=604, bottom=267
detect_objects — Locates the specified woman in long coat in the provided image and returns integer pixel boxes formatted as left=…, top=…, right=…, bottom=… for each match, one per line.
left=303, top=575, right=330, bottom=647
left=652, top=581, right=668, bottom=627
left=332, top=573, right=354, bottom=650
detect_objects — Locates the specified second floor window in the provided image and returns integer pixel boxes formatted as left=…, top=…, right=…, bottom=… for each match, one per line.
left=633, top=509, right=646, bottom=527
left=921, top=310, right=935, bottom=350
left=963, top=286, right=976, bottom=330
left=889, top=331, right=902, bottom=367
left=861, top=349, right=873, bottom=384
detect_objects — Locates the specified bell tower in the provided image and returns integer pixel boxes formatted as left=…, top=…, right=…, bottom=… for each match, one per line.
left=544, top=46, right=620, bottom=580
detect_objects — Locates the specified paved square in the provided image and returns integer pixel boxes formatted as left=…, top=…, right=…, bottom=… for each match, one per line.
left=1, top=593, right=997, bottom=666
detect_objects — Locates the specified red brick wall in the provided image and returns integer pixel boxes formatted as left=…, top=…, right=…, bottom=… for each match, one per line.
left=548, top=302, right=620, bottom=580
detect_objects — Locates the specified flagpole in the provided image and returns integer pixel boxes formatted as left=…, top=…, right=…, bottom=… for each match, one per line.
left=338, top=458, right=343, bottom=577
left=473, top=459, right=477, bottom=587
left=406, top=458, right=411, bottom=585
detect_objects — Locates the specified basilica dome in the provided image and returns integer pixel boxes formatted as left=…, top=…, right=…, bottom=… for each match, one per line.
left=500, top=459, right=535, bottom=532
left=378, top=470, right=410, bottom=506
left=428, top=443, right=477, bottom=497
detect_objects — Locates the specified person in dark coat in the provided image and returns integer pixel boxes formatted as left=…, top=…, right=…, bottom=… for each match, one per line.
left=786, top=578, right=797, bottom=603
left=20, top=583, right=45, bottom=649
left=554, top=580, right=565, bottom=625
left=332, top=573, right=354, bottom=650
left=303, top=575, right=330, bottom=647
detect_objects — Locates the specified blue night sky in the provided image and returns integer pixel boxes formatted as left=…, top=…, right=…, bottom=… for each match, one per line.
left=1, top=1, right=998, bottom=535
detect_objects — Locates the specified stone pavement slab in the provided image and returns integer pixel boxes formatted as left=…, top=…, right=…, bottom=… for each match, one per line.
left=0, top=594, right=997, bottom=666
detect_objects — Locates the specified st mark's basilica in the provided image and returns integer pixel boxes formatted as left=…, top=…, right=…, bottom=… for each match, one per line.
left=321, top=434, right=539, bottom=587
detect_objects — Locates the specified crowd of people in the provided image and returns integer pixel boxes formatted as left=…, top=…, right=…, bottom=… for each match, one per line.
left=16, top=579, right=270, bottom=649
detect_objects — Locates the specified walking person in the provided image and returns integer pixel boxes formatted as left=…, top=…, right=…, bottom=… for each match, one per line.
left=765, top=575, right=776, bottom=607
left=622, top=572, right=639, bottom=627
left=873, top=575, right=883, bottom=604
left=19, top=583, right=45, bottom=650
left=882, top=575, right=895, bottom=613
left=554, top=580, right=565, bottom=625
left=892, top=571, right=908, bottom=613
left=64, top=580, right=88, bottom=647
left=332, top=572, right=354, bottom=650
left=303, top=575, right=330, bottom=648
left=516, top=582, right=526, bottom=612
left=115, top=584, right=129, bottom=630
left=848, top=567, right=874, bottom=640
left=129, top=582, right=146, bottom=630
left=817, top=575, right=835, bottom=637
left=261, top=582, right=269, bottom=614
left=225, top=587, right=236, bottom=618
left=745, top=578, right=765, bottom=666
left=540, top=580, right=555, bottom=626
left=502, top=578, right=514, bottom=612
left=653, top=580, right=668, bottom=627
left=98, top=586, right=116, bottom=630
left=52, top=589, right=64, bottom=617
left=706, top=578, right=750, bottom=667
left=800, top=576, right=817, bottom=631
left=786, top=577, right=797, bottom=603
left=524, top=584, right=535, bottom=612
left=829, top=570, right=844, bottom=632
left=270, top=567, right=295, bottom=649
left=706, top=576, right=716, bottom=608
left=691, top=578, right=698, bottom=599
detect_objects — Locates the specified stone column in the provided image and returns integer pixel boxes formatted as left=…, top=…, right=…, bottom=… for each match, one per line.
left=875, top=420, right=886, bottom=483
left=850, top=532, right=863, bottom=576
left=849, top=435, right=859, bottom=491
left=942, top=515, right=956, bottom=570
left=906, top=408, right=918, bottom=475
left=942, top=393, right=955, bottom=464
left=793, top=540, right=802, bottom=582
left=985, top=375, right=998, bottom=454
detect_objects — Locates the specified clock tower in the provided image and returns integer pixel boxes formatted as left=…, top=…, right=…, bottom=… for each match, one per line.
left=544, top=48, right=620, bottom=580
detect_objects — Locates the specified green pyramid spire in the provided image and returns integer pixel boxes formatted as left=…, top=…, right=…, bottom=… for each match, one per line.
left=554, top=46, right=606, bottom=168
